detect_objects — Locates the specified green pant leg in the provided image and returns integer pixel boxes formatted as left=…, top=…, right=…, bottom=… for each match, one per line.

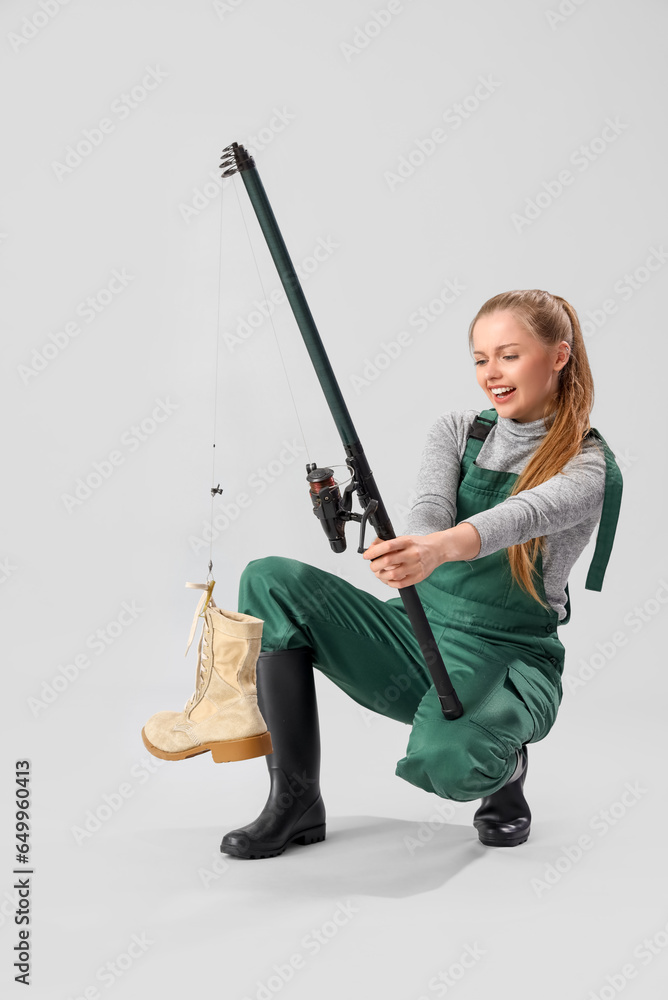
left=395, top=627, right=562, bottom=801
left=238, top=556, right=435, bottom=725
left=239, top=557, right=563, bottom=802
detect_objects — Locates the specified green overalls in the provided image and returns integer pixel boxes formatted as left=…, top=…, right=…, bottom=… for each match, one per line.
left=238, top=408, right=623, bottom=802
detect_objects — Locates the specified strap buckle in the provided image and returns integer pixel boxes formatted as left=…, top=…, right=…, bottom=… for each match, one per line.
left=468, top=415, right=496, bottom=441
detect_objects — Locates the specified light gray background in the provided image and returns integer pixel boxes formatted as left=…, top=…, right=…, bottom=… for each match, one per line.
left=2, top=1, right=667, bottom=997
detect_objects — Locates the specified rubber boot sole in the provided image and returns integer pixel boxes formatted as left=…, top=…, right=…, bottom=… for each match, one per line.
left=221, top=823, right=327, bottom=860
left=475, top=827, right=530, bottom=848
left=141, top=727, right=273, bottom=763
left=221, top=793, right=326, bottom=859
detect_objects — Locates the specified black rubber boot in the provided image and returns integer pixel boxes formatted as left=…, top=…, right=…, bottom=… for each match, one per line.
left=473, top=744, right=531, bottom=847
left=220, top=647, right=325, bottom=859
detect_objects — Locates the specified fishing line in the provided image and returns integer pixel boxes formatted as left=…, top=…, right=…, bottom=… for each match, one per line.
left=208, top=177, right=226, bottom=580
left=207, top=166, right=315, bottom=581
left=230, top=172, right=313, bottom=463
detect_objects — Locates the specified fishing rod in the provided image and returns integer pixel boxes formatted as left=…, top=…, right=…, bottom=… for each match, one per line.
left=220, top=141, right=463, bottom=721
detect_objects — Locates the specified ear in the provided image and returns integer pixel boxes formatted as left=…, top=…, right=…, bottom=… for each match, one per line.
left=554, top=340, right=571, bottom=372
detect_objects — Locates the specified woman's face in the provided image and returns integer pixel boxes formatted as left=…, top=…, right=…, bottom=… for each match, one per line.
left=471, top=310, right=570, bottom=423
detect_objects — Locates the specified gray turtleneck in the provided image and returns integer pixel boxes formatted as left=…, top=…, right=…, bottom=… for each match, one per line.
left=403, top=409, right=607, bottom=621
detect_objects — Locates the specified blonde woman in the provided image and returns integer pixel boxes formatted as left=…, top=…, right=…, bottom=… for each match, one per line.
left=218, top=289, right=623, bottom=858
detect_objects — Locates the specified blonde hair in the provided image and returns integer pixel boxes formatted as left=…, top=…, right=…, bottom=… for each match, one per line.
left=468, top=289, right=595, bottom=609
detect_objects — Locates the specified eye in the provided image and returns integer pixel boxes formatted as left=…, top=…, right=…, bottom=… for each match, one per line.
left=474, top=355, right=518, bottom=366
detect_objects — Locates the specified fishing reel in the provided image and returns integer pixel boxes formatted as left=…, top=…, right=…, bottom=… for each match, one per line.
left=306, top=463, right=378, bottom=555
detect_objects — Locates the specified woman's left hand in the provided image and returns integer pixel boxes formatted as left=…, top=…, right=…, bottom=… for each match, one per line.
left=362, top=534, right=440, bottom=588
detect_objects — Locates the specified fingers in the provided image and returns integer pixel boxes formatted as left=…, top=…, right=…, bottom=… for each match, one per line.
left=362, top=536, right=408, bottom=561
left=370, top=555, right=410, bottom=583
left=367, top=549, right=410, bottom=575
left=379, top=573, right=412, bottom=589
left=370, top=557, right=404, bottom=576
left=363, top=536, right=422, bottom=588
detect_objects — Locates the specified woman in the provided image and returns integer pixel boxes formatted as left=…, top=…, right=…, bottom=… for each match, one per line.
left=145, top=289, right=623, bottom=858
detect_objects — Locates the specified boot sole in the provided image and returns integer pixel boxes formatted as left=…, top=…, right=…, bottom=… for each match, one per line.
left=141, top=728, right=273, bottom=763
left=221, top=823, right=326, bottom=860
left=476, top=830, right=530, bottom=848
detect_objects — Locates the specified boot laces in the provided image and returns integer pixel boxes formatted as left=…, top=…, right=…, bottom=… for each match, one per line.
left=183, top=581, right=217, bottom=714
left=185, top=616, right=212, bottom=712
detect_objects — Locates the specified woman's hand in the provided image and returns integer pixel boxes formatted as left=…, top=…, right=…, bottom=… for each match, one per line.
left=362, top=524, right=482, bottom=588
left=362, top=534, right=441, bottom=588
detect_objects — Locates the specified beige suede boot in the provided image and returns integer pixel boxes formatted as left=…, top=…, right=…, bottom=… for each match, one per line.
left=142, top=583, right=273, bottom=763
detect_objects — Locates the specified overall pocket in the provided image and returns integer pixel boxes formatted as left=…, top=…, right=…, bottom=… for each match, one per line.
left=468, top=646, right=562, bottom=750
left=467, top=661, right=536, bottom=753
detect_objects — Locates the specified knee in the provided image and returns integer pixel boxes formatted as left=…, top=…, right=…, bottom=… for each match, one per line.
left=421, top=747, right=495, bottom=802
left=434, top=745, right=513, bottom=801
left=396, top=728, right=515, bottom=802
left=239, top=555, right=298, bottom=592
left=238, top=557, right=317, bottom=620
left=241, top=554, right=290, bottom=577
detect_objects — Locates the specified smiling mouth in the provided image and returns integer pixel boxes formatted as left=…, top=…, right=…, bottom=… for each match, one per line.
left=490, top=387, right=516, bottom=400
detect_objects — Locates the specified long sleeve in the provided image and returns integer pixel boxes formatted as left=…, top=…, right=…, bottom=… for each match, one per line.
left=463, top=446, right=606, bottom=559
left=404, top=410, right=479, bottom=535
left=402, top=407, right=609, bottom=621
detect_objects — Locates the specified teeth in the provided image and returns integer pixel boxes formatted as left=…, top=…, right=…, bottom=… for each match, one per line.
left=491, top=387, right=515, bottom=395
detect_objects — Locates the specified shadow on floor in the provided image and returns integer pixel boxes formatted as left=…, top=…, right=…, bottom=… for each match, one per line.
left=135, top=814, right=485, bottom=900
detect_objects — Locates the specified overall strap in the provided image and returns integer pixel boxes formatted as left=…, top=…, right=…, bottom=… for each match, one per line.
left=462, top=410, right=623, bottom=595
left=468, top=408, right=498, bottom=443
left=461, top=408, right=498, bottom=469
left=582, top=428, right=624, bottom=592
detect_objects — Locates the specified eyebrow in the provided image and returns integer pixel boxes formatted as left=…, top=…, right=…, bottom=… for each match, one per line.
left=472, top=342, right=521, bottom=357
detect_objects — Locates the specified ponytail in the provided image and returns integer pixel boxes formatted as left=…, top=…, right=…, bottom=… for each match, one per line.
left=468, top=290, right=596, bottom=608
